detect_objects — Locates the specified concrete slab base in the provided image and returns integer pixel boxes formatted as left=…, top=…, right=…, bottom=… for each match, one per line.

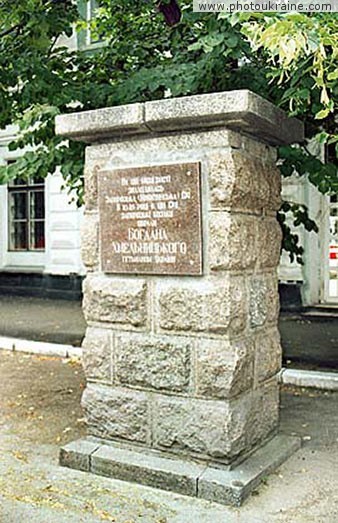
left=0, top=336, right=82, bottom=359
left=281, top=368, right=338, bottom=391
left=60, top=434, right=301, bottom=506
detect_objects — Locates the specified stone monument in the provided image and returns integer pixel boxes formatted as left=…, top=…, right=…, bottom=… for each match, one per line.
left=56, top=90, right=302, bottom=506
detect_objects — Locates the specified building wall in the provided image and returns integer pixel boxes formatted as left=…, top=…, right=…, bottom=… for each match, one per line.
left=45, top=171, right=83, bottom=276
left=278, top=144, right=331, bottom=307
left=0, top=126, right=84, bottom=298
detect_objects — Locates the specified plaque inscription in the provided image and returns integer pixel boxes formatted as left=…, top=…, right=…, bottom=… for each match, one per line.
left=98, top=163, right=202, bottom=275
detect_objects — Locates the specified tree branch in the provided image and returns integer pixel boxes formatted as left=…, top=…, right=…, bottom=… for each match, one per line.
left=0, top=22, right=22, bottom=39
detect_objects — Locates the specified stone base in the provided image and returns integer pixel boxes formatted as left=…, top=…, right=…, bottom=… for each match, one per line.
left=60, top=434, right=301, bottom=506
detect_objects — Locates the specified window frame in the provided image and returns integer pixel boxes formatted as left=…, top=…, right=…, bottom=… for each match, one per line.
left=77, top=0, right=106, bottom=52
left=7, top=177, right=46, bottom=253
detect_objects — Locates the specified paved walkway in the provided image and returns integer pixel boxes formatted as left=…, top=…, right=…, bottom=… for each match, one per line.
left=0, top=350, right=337, bottom=522
left=0, top=295, right=86, bottom=347
left=280, top=312, right=338, bottom=368
left=0, top=294, right=337, bottom=367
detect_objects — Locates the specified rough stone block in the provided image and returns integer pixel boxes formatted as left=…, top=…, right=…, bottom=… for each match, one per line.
left=158, top=277, right=247, bottom=335
left=82, top=327, right=112, bottom=382
left=83, top=275, right=148, bottom=328
left=209, top=212, right=258, bottom=271
left=81, top=212, right=99, bottom=270
left=241, top=134, right=277, bottom=162
left=90, top=130, right=235, bottom=161
left=258, top=218, right=283, bottom=269
left=153, top=392, right=255, bottom=462
left=115, top=333, right=191, bottom=393
left=84, top=159, right=105, bottom=210
left=195, top=337, right=254, bottom=399
left=268, top=165, right=282, bottom=211
left=153, top=379, right=279, bottom=463
left=250, top=378, right=280, bottom=446
left=82, top=383, right=150, bottom=444
left=254, top=328, right=282, bottom=384
left=208, top=152, right=271, bottom=211
left=249, top=272, right=280, bottom=328
left=91, top=443, right=205, bottom=497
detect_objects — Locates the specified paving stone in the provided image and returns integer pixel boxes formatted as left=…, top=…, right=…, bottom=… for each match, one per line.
left=198, top=434, right=301, bottom=506
left=91, top=443, right=205, bottom=496
left=59, top=439, right=100, bottom=472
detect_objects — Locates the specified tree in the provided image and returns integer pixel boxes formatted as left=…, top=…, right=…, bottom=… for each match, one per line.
left=234, top=13, right=338, bottom=261
left=0, top=2, right=337, bottom=260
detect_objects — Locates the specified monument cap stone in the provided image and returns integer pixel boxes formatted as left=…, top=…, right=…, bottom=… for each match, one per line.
left=55, top=89, right=304, bottom=146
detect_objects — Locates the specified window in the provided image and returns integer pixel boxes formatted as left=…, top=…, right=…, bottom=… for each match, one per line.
left=78, top=0, right=104, bottom=50
left=8, top=176, right=45, bottom=251
left=87, top=0, right=101, bottom=45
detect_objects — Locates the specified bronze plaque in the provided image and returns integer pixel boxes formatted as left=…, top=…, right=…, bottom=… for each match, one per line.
left=98, top=163, right=202, bottom=275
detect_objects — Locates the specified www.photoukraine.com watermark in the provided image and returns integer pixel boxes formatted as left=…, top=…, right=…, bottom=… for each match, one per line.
left=193, top=0, right=337, bottom=11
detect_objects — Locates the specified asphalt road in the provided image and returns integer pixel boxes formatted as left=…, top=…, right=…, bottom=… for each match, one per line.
left=0, top=294, right=86, bottom=347
left=0, top=294, right=338, bottom=368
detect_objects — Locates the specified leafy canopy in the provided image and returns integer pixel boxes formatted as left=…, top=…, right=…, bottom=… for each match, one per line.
left=0, top=2, right=337, bottom=261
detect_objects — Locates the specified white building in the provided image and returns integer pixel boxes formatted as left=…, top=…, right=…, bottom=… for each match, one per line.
left=0, top=125, right=84, bottom=299
left=279, top=172, right=337, bottom=308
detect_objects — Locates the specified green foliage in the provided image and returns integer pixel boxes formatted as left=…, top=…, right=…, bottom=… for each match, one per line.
left=0, top=3, right=337, bottom=260
left=278, top=201, right=318, bottom=264
left=240, top=14, right=337, bottom=263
